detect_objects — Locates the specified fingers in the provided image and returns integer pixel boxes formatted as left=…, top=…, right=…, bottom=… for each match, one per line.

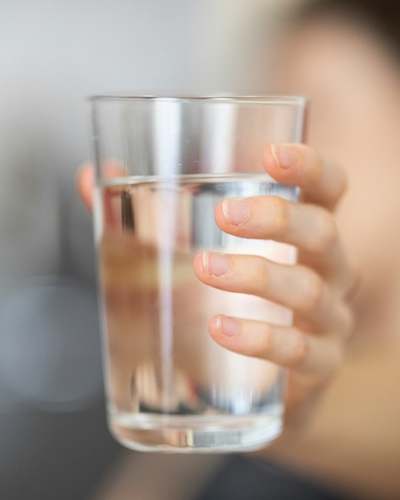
left=208, top=315, right=342, bottom=380
left=193, top=252, right=352, bottom=334
left=197, top=143, right=351, bottom=396
left=214, top=196, right=351, bottom=292
left=264, top=143, right=347, bottom=210
left=216, top=197, right=335, bottom=252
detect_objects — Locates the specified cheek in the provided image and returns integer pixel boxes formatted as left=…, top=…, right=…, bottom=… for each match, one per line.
left=336, top=176, right=400, bottom=293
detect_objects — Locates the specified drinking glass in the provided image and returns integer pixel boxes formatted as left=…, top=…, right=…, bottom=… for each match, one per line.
left=90, top=95, right=307, bottom=452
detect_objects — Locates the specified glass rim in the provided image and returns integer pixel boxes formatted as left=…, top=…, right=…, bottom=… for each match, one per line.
left=89, top=94, right=307, bottom=107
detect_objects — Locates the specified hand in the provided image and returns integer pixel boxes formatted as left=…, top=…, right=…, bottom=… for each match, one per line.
left=191, top=144, right=355, bottom=425
left=76, top=144, right=355, bottom=428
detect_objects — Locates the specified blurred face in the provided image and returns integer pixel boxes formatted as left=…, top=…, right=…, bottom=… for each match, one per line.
left=274, top=15, right=400, bottom=338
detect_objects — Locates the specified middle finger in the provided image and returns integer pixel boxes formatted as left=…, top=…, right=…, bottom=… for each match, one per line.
left=215, top=195, right=352, bottom=292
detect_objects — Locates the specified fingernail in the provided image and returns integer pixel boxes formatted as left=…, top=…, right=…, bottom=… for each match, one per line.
left=202, top=252, right=231, bottom=276
left=271, top=144, right=296, bottom=169
left=217, top=315, right=241, bottom=336
left=222, top=198, right=251, bottom=226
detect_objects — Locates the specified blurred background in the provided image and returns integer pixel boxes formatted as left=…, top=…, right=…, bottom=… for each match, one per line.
left=0, top=1, right=303, bottom=498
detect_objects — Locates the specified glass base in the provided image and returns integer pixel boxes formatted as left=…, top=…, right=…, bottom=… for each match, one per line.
left=109, top=411, right=283, bottom=453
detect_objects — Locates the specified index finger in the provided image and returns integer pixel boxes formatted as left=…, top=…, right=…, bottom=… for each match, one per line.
left=264, top=144, right=347, bottom=210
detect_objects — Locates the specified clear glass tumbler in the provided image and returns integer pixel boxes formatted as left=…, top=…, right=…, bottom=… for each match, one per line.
left=90, top=95, right=307, bottom=452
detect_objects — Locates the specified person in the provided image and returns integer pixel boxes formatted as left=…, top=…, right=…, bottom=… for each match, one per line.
left=78, top=1, right=400, bottom=498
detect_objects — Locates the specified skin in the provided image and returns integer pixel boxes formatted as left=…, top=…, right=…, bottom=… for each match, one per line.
left=77, top=142, right=354, bottom=425
left=82, top=13, right=400, bottom=500
left=274, top=15, right=400, bottom=347
left=258, top=14, right=400, bottom=499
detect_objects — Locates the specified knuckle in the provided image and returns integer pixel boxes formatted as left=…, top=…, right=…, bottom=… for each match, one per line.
left=298, top=269, right=325, bottom=314
left=313, top=210, right=338, bottom=253
left=324, top=157, right=348, bottom=204
left=255, top=258, right=270, bottom=295
left=270, top=196, right=290, bottom=235
left=311, top=340, right=344, bottom=386
left=320, top=336, right=345, bottom=382
left=288, top=331, right=308, bottom=365
left=258, top=326, right=274, bottom=357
